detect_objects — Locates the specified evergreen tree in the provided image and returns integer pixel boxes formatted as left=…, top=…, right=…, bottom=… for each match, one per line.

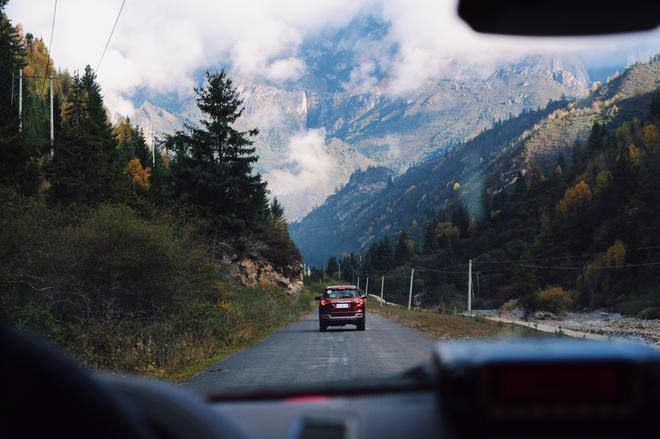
left=376, top=236, right=393, bottom=273
left=588, top=122, right=607, bottom=151
left=115, top=116, right=151, bottom=168
left=270, top=197, right=285, bottom=221
left=0, top=3, right=38, bottom=193
left=326, top=256, right=339, bottom=278
left=49, top=69, right=122, bottom=204
left=452, top=205, right=470, bottom=239
left=169, top=70, right=269, bottom=236
left=394, top=231, right=411, bottom=267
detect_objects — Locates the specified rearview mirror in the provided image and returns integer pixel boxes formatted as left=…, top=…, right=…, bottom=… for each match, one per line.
left=458, top=0, right=660, bottom=36
left=315, top=294, right=323, bottom=301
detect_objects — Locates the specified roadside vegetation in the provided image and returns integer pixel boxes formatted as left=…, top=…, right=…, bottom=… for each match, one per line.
left=0, top=3, right=302, bottom=378
left=367, top=298, right=540, bottom=339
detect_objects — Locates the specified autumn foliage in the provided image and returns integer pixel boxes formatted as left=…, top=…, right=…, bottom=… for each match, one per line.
left=125, top=158, right=151, bottom=192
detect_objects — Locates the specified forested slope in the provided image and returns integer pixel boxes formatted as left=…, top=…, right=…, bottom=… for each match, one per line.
left=303, top=56, right=660, bottom=316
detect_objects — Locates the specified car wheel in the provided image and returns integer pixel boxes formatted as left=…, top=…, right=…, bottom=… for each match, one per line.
left=319, top=322, right=327, bottom=332
left=357, top=317, right=366, bottom=331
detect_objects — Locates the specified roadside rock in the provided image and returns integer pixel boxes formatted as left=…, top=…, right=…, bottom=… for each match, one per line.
left=234, top=258, right=303, bottom=295
left=216, top=238, right=304, bottom=295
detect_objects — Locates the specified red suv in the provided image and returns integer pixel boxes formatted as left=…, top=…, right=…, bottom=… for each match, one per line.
left=316, top=285, right=366, bottom=332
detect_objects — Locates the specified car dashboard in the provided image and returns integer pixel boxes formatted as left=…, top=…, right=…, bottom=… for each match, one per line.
left=102, top=338, right=660, bottom=439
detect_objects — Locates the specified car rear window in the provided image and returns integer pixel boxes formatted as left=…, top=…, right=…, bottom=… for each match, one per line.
left=325, top=289, right=359, bottom=298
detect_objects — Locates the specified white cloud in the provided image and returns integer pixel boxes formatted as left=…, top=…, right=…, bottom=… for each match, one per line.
left=266, top=57, right=307, bottom=82
left=265, top=129, right=336, bottom=196
left=7, top=0, right=371, bottom=114
left=7, top=0, right=659, bottom=114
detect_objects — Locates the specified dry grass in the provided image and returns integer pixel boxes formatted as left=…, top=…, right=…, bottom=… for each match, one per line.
left=368, top=298, right=539, bottom=339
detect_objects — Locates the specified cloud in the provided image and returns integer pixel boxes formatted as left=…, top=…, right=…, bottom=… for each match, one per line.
left=8, top=0, right=659, bottom=114
left=7, top=0, right=371, bottom=114
left=265, top=129, right=336, bottom=196
left=266, top=57, right=307, bottom=82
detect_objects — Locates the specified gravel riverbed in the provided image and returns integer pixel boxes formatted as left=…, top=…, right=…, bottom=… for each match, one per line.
left=473, top=309, right=660, bottom=347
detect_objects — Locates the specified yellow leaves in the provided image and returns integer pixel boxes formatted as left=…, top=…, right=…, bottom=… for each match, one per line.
left=594, top=171, right=613, bottom=194
left=584, top=240, right=626, bottom=286
left=591, top=81, right=601, bottom=92
left=434, top=222, right=459, bottom=240
left=125, top=158, right=151, bottom=192
left=452, top=181, right=461, bottom=191
left=627, top=143, right=642, bottom=167
left=557, top=180, right=592, bottom=216
left=535, top=287, right=574, bottom=313
left=642, top=124, right=660, bottom=150
left=113, top=116, right=134, bottom=143
left=604, top=240, right=625, bottom=267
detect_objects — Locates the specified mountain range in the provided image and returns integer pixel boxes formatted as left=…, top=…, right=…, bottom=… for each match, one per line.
left=290, top=56, right=660, bottom=266
left=132, top=16, right=597, bottom=221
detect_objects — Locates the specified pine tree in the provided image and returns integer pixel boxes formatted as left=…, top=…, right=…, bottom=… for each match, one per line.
left=0, top=3, right=38, bottom=193
left=394, top=231, right=411, bottom=267
left=326, top=256, right=339, bottom=278
left=452, top=205, right=470, bottom=239
left=270, top=197, right=285, bottom=221
left=115, top=117, right=151, bottom=168
left=377, top=236, right=393, bottom=273
left=49, top=69, right=122, bottom=204
left=169, top=70, right=269, bottom=236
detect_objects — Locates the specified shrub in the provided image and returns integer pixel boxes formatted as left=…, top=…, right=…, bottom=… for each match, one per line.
left=535, top=287, right=574, bottom=313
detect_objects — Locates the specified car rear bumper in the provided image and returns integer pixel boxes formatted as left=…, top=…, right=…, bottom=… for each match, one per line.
left=320, top=313, right=364, bottom=322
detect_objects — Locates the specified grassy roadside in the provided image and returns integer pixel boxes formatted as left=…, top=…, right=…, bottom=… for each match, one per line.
left=164, top=285, right=317, bottom=382
left=367, top=298, right=540, bottom=339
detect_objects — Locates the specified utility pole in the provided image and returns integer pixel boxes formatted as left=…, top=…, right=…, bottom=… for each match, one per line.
left=338, top=261, right=341, bottom=280
left=408, top=267, right=415, bottom=310
left=49, top=76, right=54, bottom=156
left=151, top=128, right=156, bottom=166
left=18, top=69, right=23, bottom=133
left=468, top=259, right=473, bottom=315
left=357, top=276, right=360, bottom=291
left=365, top=277, right=369, bottom=296
left=380, top=276, right=384, bottom=306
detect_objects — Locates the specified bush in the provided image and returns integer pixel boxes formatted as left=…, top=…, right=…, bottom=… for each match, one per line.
left=0, top=194, right=312, bottom=378
left=535, top=287, right=574, bottom=313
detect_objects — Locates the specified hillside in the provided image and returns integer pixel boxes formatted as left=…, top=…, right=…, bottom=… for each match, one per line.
left=292, top=56, right=660, bottom=267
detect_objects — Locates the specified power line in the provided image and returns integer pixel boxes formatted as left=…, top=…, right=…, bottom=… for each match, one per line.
left=95, top=0, right=126, bottom=74
left=40, top=0, right=58, bottom=95
left=520, top=261, right=660, bottom=270
left=472, top=245, right=660, bottom=266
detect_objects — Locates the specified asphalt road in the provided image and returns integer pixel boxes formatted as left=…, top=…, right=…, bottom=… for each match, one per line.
left=186, top=311, right=435, bottom=391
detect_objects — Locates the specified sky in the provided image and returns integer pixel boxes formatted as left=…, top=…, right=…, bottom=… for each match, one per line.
left=8, top=0, right=660, bottom=117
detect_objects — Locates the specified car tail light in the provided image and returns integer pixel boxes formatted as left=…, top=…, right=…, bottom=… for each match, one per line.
left=320, top=299, right=328, bottom=306
left=357, top=298, right=364, bottom=306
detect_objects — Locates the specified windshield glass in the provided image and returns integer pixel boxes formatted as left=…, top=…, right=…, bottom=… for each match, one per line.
left=325, top=289, right=359, bottom=298
left=1, top=0, right=659, bottom=394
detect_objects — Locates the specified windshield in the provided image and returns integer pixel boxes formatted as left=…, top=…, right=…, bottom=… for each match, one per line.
left=1, top=0, right=659, bottom=394
left=325, top=289, right=360, bottom=298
